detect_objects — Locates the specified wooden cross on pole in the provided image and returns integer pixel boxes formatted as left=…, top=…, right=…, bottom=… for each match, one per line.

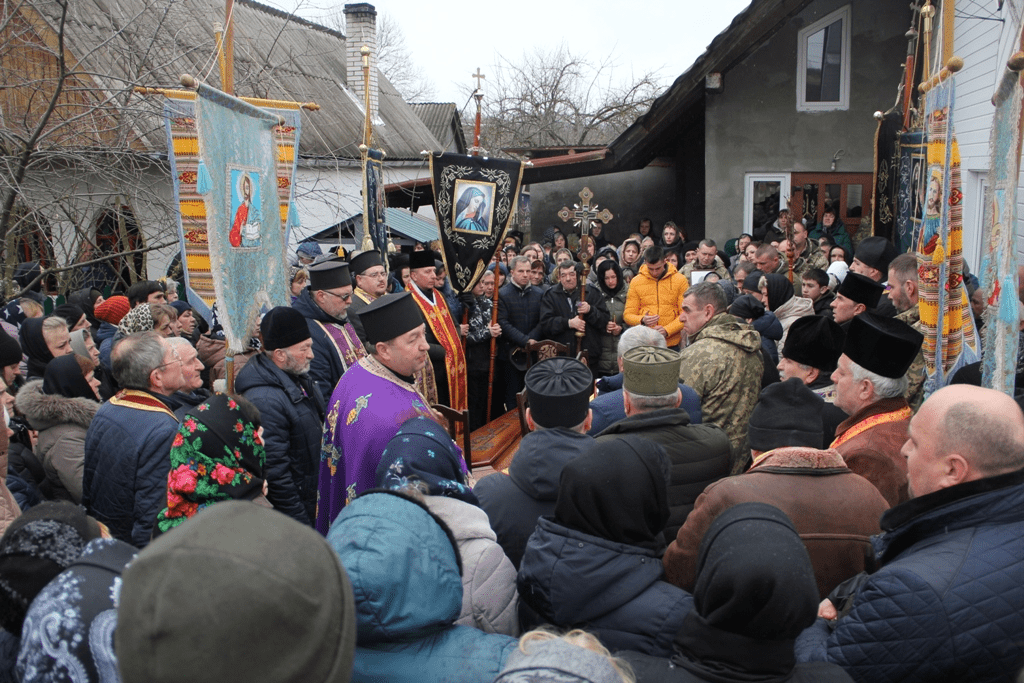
left=471, top=68, right=486, bottom=155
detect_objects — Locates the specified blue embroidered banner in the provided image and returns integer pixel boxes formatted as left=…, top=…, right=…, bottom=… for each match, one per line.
left=194, top=83, right=291, bottom=351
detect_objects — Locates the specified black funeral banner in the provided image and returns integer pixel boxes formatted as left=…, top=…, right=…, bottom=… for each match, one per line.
left=429, top=152, right=525, bottom=293
left=872, top=111, right=902, bottom=243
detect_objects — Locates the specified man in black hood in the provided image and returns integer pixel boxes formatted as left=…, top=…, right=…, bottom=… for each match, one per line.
left=622, top=503, right=855, bottom=682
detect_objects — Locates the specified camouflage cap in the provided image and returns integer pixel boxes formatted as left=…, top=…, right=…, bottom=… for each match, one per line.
left=622, top=346, right=681, bottom=397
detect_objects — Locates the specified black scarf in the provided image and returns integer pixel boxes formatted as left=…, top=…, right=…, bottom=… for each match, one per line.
left=42, top=354, right=96, bottom=401
left=596, top=260, right=623, bottom=297
left=19, top=317, right=53, bottom=379
left=763, top=274, right=794, bottom=312
left=672, top=503, right=818, bottom=682
left=554, top=434, right=670, bottom=552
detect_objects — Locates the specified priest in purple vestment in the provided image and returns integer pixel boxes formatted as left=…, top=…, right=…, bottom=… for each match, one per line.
left=315, top=291, right=464, bottom=534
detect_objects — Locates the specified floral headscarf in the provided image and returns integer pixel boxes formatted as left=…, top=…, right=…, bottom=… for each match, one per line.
left=116, top=304, right=155, bottom=336
left=153, top=394, right=266, bottom=537
left=374, top=416, right=478, bottom=506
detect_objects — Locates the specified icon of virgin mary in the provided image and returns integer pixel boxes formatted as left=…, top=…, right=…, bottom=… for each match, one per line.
left=454, top=186, right=489, bottom=233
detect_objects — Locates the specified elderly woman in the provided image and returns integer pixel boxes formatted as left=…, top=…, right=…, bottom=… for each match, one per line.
left=152, top=394, right=267, bottom=538
left=16, top=354, right=101, bottom=503
left=376, top=417, right=518, bottom=636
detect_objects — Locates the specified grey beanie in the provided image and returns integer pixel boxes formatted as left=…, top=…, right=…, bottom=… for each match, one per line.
left=115, top=501, right=356, bottom=683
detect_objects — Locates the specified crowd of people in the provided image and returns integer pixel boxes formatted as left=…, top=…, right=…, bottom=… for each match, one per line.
left=0, top=208, right=1022, bottom=683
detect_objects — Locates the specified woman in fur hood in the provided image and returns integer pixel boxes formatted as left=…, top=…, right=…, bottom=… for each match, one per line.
left=15, top=354, right=101, bottom=503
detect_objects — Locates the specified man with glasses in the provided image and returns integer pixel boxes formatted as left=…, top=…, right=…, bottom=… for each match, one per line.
left=83, top=332, right=185, bottom=547
left=291, top=260, right=365, bottom=403
left=347, top=250, right=388, bottom=345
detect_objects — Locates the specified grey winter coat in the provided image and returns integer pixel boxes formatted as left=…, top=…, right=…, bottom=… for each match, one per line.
left=16, top=379, right=99, bottom=503
left=425, top=495, right=520, bottom=636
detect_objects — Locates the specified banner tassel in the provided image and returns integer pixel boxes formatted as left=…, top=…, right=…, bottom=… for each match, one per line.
left=196, top=159, right=212, bottom=195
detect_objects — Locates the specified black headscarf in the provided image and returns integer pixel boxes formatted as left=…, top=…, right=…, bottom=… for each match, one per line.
left=554, top=434, right=670, bottom=553
left=52, top=303, right=87, bottom=332
left=42, top=353, right=96, bottom=401
left=672, top=503, right=819, bottom=682
left=763, top=274, right=794, bottom=312
left=596, top=259, right=624, bottom=297
left=19, top=317, right=52, bottom=380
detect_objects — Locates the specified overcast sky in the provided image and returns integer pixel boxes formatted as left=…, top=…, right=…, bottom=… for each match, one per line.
left=268, top=0, right=754, bottom=108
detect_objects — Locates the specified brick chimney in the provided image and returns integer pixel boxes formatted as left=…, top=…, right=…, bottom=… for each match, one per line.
left=344, top=3, right=378, bottom=122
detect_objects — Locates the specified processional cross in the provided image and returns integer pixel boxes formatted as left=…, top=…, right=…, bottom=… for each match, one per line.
left=558, top=187, right=614, bottom=262
left=558, top=187, right=614, bottom=354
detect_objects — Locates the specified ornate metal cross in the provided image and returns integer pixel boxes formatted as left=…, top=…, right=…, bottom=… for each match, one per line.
left=471, top=68, right=486, bottom=91
left=557, top=187, right=614, bottom=236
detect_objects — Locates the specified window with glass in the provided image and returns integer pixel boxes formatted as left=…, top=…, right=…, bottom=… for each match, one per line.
left=797, top=6, right=851, bottom=111
left=743, top=173, right=791, bottom=236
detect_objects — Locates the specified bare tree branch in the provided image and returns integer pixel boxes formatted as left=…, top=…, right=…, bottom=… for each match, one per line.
left=477, top=43, right=664, bottom=152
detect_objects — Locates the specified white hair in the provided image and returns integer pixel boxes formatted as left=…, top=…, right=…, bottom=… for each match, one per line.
left=617, top=326, right=666, bottom=358
left=624, top=388, right=679, bottom=412
left=849, top=357, right=908, bottom=399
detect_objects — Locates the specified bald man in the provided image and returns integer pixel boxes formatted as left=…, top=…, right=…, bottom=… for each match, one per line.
left=799, top=385, right=1024, bottom=683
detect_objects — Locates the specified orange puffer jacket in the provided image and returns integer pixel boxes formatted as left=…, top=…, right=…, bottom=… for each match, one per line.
left=622, top=263, right=690, bottom=346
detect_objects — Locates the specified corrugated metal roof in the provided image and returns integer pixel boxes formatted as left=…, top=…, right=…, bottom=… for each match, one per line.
left=307, top=207, right=438, bottom=243
left=382, top=207, right=438, bottom=243
left=407, top=102, right=466, bottom=152
left=29, top=0, right=442, bottom=160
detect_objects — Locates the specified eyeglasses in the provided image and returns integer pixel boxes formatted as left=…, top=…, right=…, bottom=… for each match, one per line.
left=362, top=270, right=387, bottom=279
left=884, top=283, right=894, bottom=292
left=322, top=290, right=352, bottom=302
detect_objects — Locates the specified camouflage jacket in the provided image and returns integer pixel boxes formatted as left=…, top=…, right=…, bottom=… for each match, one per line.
left=896, top=306, right=927, bottom=411
left=679, top=312, right=764, bottom=473
left=791, top=242, right=829, bottom=279
left=680, top=256, right=730, bottom=284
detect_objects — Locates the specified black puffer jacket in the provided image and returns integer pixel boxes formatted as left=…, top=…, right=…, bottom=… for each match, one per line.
left=474, top=428, right=593, bottom=569
left=596, top=408, right=731, bottom=542
left=234, top=353, right=325, bottom=525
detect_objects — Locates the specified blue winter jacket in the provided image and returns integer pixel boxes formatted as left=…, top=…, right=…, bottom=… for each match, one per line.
left=235, top=353, right=325, bottom=526
left=82, top=393, right=179, bottom=547
left=327, top=491, right=517, bottom=683
left=752, top=310, right=783, bottom=365
left=96, top=323, right=117, bottom=372
left=796, top=468, right=1024, bottom=683
left=518, top=516, right=693, bottom=657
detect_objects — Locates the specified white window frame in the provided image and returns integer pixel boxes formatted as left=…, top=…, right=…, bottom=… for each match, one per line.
left=797, top=5, right=851, bottom=112
left=743, top=172, right=792, bottom=235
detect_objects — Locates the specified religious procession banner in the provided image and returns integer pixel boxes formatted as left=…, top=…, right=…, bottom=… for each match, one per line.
left=361, top=148, right=388, bottom=263
left=916, top=75, right=979, bottom=394
left=894, top=130, right=926, bottom=255
left=429, top=153, right=525, bottom=293
left=162, top=83, right=292, bottom=351
left=871, top=111, right=901, bottom=243
left=979, top=50, right=1024, bottom=395
left=163, top=91, right=302, bottom=327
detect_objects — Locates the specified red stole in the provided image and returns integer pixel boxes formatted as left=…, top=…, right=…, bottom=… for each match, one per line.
left=408, top=284, right=467, bottom=413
